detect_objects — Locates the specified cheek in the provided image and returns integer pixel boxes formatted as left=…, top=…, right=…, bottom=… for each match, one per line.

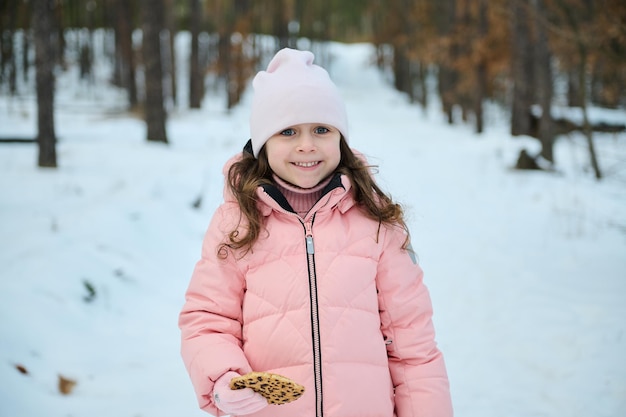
left=266, top=154, right=280, bottom=173
left=264, top=143, right=282, bottom=170
left=329, top=154, right=341, bottom=172
left=327, top=142, right=342, bottom=168
left=266, top=146, right=293, bottom=177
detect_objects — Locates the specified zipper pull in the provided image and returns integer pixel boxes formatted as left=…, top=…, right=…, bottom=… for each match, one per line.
left=304, top=220, right=314, bottom=254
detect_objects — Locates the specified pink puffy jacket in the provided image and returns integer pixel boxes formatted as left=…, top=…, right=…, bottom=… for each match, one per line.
left=179, top=152, right=453, bottom=417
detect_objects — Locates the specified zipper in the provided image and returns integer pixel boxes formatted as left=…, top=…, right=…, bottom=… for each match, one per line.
left=260, top=186, right=327, bottom=416
left=303, top=216, right=323, bottom=417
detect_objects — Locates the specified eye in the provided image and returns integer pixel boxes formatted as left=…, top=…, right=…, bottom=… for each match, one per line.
left=280, top=128, right=296, bottom=136
left=314, top=126, right=330, bottom=134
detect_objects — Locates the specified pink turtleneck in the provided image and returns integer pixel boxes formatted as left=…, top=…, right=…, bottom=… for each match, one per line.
left=272, top=174, right=333, bottom=217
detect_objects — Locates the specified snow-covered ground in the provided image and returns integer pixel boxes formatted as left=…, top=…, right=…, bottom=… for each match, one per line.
left=1, top=38, right=625, bottom=417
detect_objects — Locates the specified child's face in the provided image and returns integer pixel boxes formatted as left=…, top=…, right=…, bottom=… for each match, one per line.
left=265, top=123, right=341, bottom=189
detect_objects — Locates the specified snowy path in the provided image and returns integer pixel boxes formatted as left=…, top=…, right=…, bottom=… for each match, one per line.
left=0, top=41, right=625, bottom=417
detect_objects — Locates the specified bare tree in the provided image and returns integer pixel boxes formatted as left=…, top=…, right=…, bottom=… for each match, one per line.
left=391, top=0, right=414, bottom=101
left=189, top=0, right=203, bottom=109
left=437, top=0, right=458, bottom=125
left=532, top=0, right=555, bottom=163
left=474, top=0, right=489, bottom=134
left=113, top=0, right=138, bottom=109
left=554, top=0, right=602, bottom=179
left=273, top=0, right=290, bottom=50
left=216, top=0, right=252, bottom=110
left=0, top=0, right=19, bottom=95
left=141, top=0, right=168, bottom=143
left=32, top=0, right=57, bottom=167
left=164, top=0, right=177, bottom=107
left=510, top=0, right=535, bottom=137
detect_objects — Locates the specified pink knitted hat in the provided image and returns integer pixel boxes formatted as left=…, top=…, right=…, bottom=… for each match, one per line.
left=249, top=48, right=349, bottom=157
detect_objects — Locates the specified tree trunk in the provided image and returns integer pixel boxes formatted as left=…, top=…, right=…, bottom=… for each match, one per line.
left=456, top=0, right=473, bottom=124
left=79, top=1, right=95, bottom=84
left=415, top=62, right=428, bottom=110
left=474, top=0, right=488, bottom=134
left=54, top=1, right=65, bottom=68
left=393, top=46, right=411, bottom=98
left=164, top=0, right=177, bottom=107
left=590, top=58, right=621, bottom=109
left=437, top=0, right=457, bottom=124
left=218, top=33, right=233, bottom=109
left=189, top=0, right=203, bottom=108
left=33, top=0, right=57, bottom=168
left=21, top=7, right=31, bottom=84
left=1, top=3, right=18, bottom=95
left=510, top=0, right=535, bottom=137
left=141, top=0, right=168, bottom=143
left=395, top=0, right=416, bottom=102
left=556, top=0, right=602, bottom=179
left=219, top=0, right=251, bottom=109
left=274, top=0, right=289, bottom=50
left=567, top=69, right=583, bottom=107
left=114, top=0, right=138, bottom=109
left=533, top=0, right=555, bottom=163
left=578, top=48, right=602, bottom=179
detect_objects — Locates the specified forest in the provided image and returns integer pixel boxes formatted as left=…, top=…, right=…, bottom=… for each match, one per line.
left=1, top=0, right=625, bottom=178
left=1, top=3, right=625, bottom=415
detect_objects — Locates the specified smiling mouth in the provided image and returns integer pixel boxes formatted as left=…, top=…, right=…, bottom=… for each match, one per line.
left=293, top=161, right=320, bottom=168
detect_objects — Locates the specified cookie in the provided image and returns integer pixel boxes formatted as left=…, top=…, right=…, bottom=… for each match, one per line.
left=229, top=371, right=305, bottom=405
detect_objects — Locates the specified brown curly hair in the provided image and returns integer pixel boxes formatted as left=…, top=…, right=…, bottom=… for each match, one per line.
left=218, top=138, right=410, bottom=259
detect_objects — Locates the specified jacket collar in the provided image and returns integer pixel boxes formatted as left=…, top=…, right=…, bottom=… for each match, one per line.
left=257, top=173, right=353, bottom=218
left=222, top=142, right=359, bottom=217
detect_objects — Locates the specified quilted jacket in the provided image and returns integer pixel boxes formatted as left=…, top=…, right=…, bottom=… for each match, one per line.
left=179, top=151, right=453, bottom=417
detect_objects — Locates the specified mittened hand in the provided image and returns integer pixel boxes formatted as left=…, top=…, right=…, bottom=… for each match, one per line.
left=213, top=371, right=268, bottom=416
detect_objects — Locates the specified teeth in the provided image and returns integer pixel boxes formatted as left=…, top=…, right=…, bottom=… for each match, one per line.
left=295, top=161, right=318, bottom=167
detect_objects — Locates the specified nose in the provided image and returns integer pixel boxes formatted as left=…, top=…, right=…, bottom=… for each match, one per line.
left=296, top=131, right=316, bottom=152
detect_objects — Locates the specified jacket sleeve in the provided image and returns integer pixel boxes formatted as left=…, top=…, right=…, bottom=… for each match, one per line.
left=178, top=204, right=253, bottom=415
left=376, top=226, right=453, bottom=417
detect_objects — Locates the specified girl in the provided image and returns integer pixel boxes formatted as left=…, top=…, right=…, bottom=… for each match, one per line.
left=179, top=48, right=453, bottom=417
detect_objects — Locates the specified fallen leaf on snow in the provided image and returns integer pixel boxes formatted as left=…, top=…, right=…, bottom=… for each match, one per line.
left=15, top=364, right=29, bottom=375
left=58, top=374, right=77, bottom=395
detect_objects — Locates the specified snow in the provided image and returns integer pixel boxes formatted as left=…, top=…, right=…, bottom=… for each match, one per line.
left=1, top=37, right=626, bottom=417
